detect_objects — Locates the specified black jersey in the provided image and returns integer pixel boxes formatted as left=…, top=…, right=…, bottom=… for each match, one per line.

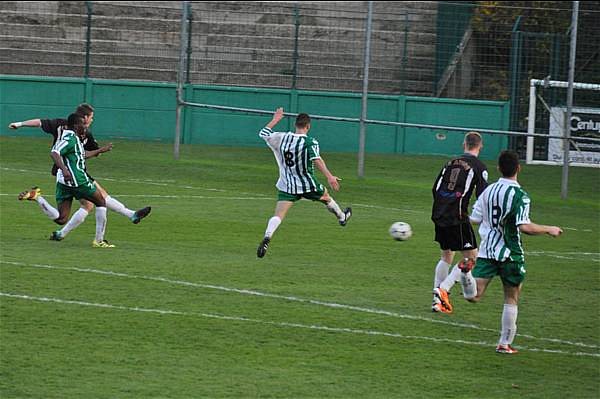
left=431, top=153, right=488, bottom=227
left=41, top=118, right=99, bottom=175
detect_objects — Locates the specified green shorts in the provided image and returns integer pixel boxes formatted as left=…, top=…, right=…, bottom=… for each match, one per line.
left=56, top=181, right=97, bottom=203
left=472, top=258, right=526, bottom=287
left=278, top=188, right=325, bottom=202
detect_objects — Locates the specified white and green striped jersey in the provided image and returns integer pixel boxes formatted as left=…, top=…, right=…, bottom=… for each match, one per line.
left=259, top=127, right=323, bottom=194
left=470, top=178, right=531, bottom=262
left=51, top=130, right=91, bottom=187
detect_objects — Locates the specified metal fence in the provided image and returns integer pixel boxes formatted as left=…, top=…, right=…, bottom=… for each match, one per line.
left=1, top=2, right=598, bottom=98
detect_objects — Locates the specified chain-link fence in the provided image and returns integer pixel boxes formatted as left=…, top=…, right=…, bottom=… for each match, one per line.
left=183, top=1, right=437, bottom=96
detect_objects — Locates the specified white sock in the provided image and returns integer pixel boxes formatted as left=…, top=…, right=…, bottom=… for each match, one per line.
left=499, top=304, right=518, bottom=345
left=105, top=196, right=135, bottom=219
left=35, top=196, right=59, bottom=220
left=59, top=208, right=89, bottom=238
left=440, top=264, right=462, bottom=292
left=95, top=207, right=107, bottom=242
left=460, top=271, right=477, bottom=299
left=264, top=216, right=281, bottom=238
left=434, top=260, right=451, bottom=288
left=326, top=199, right=345, bottom=220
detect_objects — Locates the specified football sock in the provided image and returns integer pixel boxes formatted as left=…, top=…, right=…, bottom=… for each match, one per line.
left=499, top=304, right=518, bottom=345
left=105, top=196, right=135, bottom=219
left=59, top=208, right=89, bottom=237
left=326, top=199, right=345, bottom=221
left=440, top=264, right=461, bottom=292
left=36, top=196, right=60, bottom=220
left=460, top=271, right=477, bottom=299
left=434, top=260, right=451, bottom=288
left=95, top=207, right=107, bottom=242
left=264, top=216, right=281, bottom=238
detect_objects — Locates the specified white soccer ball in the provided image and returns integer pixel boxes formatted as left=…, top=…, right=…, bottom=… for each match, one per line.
left=389, top=222, right=412, bottom=241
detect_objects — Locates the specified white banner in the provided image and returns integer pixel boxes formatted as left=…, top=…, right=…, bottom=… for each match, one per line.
left=549, top=107, right=600, bottom=165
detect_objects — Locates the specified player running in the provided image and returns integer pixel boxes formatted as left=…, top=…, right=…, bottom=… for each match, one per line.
left=10, top=103, right=151, bottom=247
left=461, top=150, right=562, bottom=353
left=256, top=107, right=352, bottom=258
left=431, top=132, right=488, bottom=313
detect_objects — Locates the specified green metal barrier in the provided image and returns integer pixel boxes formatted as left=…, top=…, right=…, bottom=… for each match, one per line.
left=1, top=75, right=509, bottom=159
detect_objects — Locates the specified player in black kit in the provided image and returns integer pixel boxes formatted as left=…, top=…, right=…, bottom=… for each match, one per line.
left=430, top=131, right=488, bottom=314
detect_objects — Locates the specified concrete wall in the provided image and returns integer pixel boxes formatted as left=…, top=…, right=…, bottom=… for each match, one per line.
left=0, top=1, right=439, bottom=96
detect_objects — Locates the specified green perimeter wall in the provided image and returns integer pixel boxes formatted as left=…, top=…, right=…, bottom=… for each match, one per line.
left=0, top=75, right=509, bottom=159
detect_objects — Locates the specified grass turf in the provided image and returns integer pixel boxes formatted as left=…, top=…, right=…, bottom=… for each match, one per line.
left=1, top=136, right=599, bottom=398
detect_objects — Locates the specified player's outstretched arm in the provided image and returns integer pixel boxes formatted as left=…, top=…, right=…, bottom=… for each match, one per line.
left=314, top=158, right=341, bottom=191
left=519, top=223, right=563, bottom=237
left=85, top=143, right=113, bottom=159
left=266, top=107, right=285, bottom=129
left=8, top=119, right=42, bottom=129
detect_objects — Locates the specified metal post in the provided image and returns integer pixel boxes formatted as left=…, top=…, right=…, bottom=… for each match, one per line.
left=291, top=2, right=300, bottom=90
left=174, top=1, right=190, bottom=160
left=358, top=1, right=373, bottom=178
left=525, top=81, right=536, bottom=164
left=561, top=1, right=578, bottom=200
left=508, top=16, right=522, bottom=148
left=85, top=1, right=93, bottom=78
left=400, top=13, right=408, bottom=95
left=186, top=2, right=192, bottom=84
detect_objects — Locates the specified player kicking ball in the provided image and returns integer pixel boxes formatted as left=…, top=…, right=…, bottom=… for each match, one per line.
left=18, top=114, right=112, bottom=246
left=12, top=103, right=151, bottom=247
left=256, top=107, right=352, bottom=258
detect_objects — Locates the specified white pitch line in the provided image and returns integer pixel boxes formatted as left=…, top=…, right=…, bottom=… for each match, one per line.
left=1, top=260, right=597, bottom=350
left=529, top=251, right=600, bottom=256
left=563, top=227, right=594, bottom=232
left=2, top=166, right=597, bottom=228
left=0, top=166, right=256, bottom=196
left=528, top=251, right=600, bottom=262
left=351, top=203, right=424, bottom=214
left=1, top=292, right=598, bottom=358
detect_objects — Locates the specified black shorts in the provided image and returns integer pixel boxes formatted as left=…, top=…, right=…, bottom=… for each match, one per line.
left=434, top=223, right=478, bottom=251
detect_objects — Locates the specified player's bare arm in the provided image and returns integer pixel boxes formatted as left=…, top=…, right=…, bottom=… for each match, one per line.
left=314, top=158, right=341, bottom=191
left=50, top=151, right=73, bottom=184
left=519, top=223, right=563, bottom=237
left=266, top=107, right=285, bottom=129
left=8, top=119, right=42, bottom=129
left=86, top=143, right=113, bottom=158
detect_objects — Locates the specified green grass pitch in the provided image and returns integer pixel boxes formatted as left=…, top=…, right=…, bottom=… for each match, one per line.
left=1, top=135, right=598, bottom=398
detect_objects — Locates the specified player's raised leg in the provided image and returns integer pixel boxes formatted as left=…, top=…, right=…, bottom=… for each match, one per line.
left=18, top=186, right=60, bottom=220
left=95, top=182, right=151, bottom=224
left=319, top=189, right=351, bottom=226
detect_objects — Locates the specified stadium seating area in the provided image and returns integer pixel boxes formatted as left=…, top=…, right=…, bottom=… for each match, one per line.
left=0, top=1, right=437, bottom=95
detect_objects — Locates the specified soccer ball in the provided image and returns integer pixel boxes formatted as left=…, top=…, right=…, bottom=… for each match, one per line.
left=389, top=222, right=412, bottom=241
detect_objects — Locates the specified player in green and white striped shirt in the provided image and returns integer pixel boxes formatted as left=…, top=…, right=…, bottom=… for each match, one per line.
left=460, top=151, right=562, bottom=354
left=23, top=113, right=111, bottom=247
left=256, top=108, right=352, bottom=258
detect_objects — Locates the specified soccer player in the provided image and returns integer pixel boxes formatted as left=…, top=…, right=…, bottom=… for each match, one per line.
left=25, top=113, right=111, bottom=246
left=462, top=150, right=562, bottom=353
left=431, top=132, right=488, bottom=313
left=256, top=107, right=352, bottom=258
left=11, top=103, right=151, bottom=246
